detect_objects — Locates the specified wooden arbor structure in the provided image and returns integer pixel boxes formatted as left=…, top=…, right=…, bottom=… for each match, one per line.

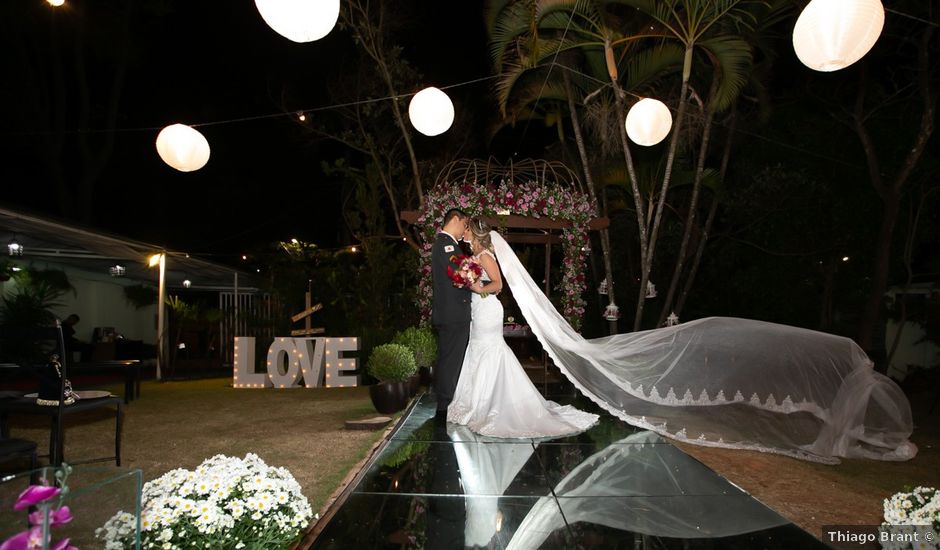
left=401, top=158, right=608, bottom=388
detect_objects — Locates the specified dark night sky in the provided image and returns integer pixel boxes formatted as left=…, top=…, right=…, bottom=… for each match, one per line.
left=0, top=0, right=491, bottom=262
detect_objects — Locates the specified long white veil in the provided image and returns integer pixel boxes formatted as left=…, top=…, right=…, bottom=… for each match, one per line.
left=490, top=231, right=917, bottom=463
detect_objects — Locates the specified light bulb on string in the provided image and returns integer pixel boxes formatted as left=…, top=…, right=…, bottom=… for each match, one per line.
left=625, top=98, right=672, bottom=146
left=156, top=124, right=210, bottom=172
left=408, top=87, right=455, bottom=136
left=793, top=0, right=884, bottom=72
left=255, top=0, right=340, bottom=43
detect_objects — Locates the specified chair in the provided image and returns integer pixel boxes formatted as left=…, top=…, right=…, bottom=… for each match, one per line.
left=0, top=322, right=124, bottom=466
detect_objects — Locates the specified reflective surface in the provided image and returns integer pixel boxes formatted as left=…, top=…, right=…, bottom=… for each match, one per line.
left=312, top=393, right=828, bottom=549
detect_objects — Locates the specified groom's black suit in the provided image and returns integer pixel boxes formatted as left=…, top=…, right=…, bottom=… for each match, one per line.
left=431, top=231, right=471, bottom=412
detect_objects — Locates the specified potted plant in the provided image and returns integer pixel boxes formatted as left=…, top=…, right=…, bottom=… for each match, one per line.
left=367, top=343, right=417, bottom=413
left=392, top=326, right=438, bottom=395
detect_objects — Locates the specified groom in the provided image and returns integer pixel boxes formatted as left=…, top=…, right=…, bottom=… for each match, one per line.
left=431, top=208, right=472, bottom=417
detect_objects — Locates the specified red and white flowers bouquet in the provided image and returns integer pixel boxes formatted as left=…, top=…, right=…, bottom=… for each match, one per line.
left=447, top=255, right=487, bottom=298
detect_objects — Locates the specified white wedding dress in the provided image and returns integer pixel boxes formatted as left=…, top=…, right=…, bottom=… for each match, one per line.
left=447, top=249, right=600, bottom=438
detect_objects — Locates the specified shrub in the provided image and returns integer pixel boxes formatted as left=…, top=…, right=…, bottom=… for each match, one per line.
left=367, top=343, right=417, bottom=382
left=391, top=327, right=437, bottom=369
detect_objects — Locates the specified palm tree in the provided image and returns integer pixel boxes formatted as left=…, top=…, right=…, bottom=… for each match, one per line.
left=488, top=0, right=764, bottom=330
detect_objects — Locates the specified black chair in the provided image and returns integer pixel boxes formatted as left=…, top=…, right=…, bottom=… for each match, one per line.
left=0, top=322, right=124, bottom=466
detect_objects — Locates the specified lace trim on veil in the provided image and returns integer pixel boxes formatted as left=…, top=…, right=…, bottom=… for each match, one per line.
left=488, top=230, right=916, bottom=464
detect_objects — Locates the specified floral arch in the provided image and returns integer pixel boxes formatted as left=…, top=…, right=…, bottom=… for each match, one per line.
left=402, top=159, right=605, bottom=331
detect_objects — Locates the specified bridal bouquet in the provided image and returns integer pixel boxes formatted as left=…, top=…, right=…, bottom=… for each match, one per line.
left=881, top=486, right=940, bottom=549
left=96, top=453, right=313, bottom=550
left=447, top=254, right=487, bottom=297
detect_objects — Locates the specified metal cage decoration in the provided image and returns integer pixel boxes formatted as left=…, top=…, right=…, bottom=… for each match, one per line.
left=403, top=158, right=605, bottom=331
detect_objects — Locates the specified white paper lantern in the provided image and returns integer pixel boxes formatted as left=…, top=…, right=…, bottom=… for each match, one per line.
left=255, top=0, right=340, bottom=43
left=625, top=98, right=672, bottom=146
left=793, top=0, right=884, bottom=72
left=155, top=124, right=210, bottom=172
left=408, top=87, right=455, bottom=137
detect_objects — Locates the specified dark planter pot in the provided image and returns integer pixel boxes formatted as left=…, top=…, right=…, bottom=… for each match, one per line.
left=369, top=381, right=410, bottom=414
left=407, top=374, right=420, bottom=397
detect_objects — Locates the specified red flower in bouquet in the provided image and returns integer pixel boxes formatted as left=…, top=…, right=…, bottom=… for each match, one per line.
left=446, top=254, right=483, bottom=289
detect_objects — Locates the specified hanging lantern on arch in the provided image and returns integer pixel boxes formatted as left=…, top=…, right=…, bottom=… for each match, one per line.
left=792, top=0, right=885, bottom=72
left=625, top=98, right=672, bottom=146
left=408, top=87, right=455, bottom=137
left=255, top=0, right=341, bottom=43
left=156, top=124, right=211, bottom=172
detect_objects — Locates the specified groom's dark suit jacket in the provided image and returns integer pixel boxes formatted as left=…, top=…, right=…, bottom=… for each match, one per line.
left=431, top=232, right=471, bottom=326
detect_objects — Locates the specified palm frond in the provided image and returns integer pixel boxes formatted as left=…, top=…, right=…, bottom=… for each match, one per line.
left=621, top=43, right=685, bottom=91
left=698, top=35, right=752, bottom=112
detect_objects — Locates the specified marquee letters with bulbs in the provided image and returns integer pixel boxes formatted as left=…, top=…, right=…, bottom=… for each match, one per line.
left=233, top=336, right=360, bottom=389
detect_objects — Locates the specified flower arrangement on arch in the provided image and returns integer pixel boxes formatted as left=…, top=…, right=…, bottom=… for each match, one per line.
left=96, top=453, right=313, bottom=550
left=881, top=486, right=940, bottom=550
left=415, top=179, right=597, bottom=330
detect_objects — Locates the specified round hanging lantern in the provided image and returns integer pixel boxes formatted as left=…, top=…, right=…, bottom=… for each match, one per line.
left=625, top=98, right=672, bottom=146
left=155, top=124, right=211, bottom=172
left=408, top=87, right=455, bottom=137
left=792, top=0, right=884, bottom=72
left=255, top=0, right=340, bottom=43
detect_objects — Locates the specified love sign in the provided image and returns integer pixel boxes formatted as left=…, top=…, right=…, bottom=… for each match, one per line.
left=233, top=336, right=359, bottom=388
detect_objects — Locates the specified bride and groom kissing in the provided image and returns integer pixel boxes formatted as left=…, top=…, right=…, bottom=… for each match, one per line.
left=431, top=208, right=598, bottom=437
left=427, top=206, right=916, bottom=462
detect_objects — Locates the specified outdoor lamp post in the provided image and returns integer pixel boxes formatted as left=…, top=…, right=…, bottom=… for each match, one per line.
left=793, top=0, right=885, bottom=72
left=408, top=87, right=455, bottom=137
left=149, top=253, right=167, bottom=380
left=155, top=124, right=211, bottom=172
left=625, top=98, right=673, bottom=146
left=255, top=0, right=340, bottom=43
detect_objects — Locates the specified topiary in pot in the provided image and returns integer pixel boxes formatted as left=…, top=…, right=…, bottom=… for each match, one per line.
left=392, top=327, right=437, bottom=394
left=367, top=343, right=417, bottom=413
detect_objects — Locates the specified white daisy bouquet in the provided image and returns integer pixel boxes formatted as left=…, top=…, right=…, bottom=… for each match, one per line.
left=881, top=486, right=940, bottom=550
left=96, top=453, right=313, bottom=550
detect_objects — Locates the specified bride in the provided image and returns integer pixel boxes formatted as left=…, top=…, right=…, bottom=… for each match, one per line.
left=447, top=219, right=599, bottom=437
left=449, top=218, right=917, bottom=463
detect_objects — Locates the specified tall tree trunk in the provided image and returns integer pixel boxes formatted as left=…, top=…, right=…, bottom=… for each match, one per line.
left=855, top=29, right=936, bottom=352
left=658, top=72, right=719, bottom=326
left=605, top=40, right=646, bottom=329
left=634, top=46, right=694, bottom=331
left=674, top=107, right=738, bottom=318
left=345, top=0, right=425, bottom=208
left=563, top=69, right=618, bottom=334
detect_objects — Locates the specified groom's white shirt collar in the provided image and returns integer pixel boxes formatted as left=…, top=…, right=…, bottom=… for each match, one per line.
left=439, top=230, right=459, bottom=243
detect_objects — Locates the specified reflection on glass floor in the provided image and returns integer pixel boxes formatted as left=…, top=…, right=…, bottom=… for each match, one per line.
left=311, top=393, right=828, bottom=549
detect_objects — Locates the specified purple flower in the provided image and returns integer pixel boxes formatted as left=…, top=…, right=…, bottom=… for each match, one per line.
left=14, top=486, right=60, bottom=511
left=0, top=527, right=41, bottom=550
left=29, top=506, right=72, bottom=528
left=50, top=538, right=75, bottom=550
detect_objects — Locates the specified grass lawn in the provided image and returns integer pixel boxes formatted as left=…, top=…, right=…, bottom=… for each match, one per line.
left=3, top=379, right=389, bottom=515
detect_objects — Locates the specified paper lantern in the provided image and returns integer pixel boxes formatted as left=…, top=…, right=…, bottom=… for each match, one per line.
left=155, top=124, right=210, bottom=172
left=408, top=87, right=455, bottom=137
left=625, top=98, right=672, bottom=146
left=255, top=0, right=340, bottom=43
left=793, top=0, right=884, bottom=72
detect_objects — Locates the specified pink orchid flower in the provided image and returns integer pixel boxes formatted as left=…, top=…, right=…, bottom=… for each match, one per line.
left=0, top=527, right=41, bottom=550
left=13, top=486, right=60, bottom=511
left=28, top=506, right=72, bottom=527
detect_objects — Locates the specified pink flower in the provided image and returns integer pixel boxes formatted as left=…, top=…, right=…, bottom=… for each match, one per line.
left=28, top=506, right=72, bottom=528
left=14, top=486, right=60, bottom=511
left=50, top=539, right=75, bottom=550
left=0, top=527, right=41, bottom=550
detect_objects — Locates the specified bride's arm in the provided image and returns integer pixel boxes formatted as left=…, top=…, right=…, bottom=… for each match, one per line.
left=473, top=253, right=503, bottom=295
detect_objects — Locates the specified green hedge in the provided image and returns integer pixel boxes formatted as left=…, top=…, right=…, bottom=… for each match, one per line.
left=367, top=343, right=417, bottom=382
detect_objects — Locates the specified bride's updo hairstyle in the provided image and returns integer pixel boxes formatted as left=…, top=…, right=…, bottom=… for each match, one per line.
left=469, top=218, right=494, bottom=253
